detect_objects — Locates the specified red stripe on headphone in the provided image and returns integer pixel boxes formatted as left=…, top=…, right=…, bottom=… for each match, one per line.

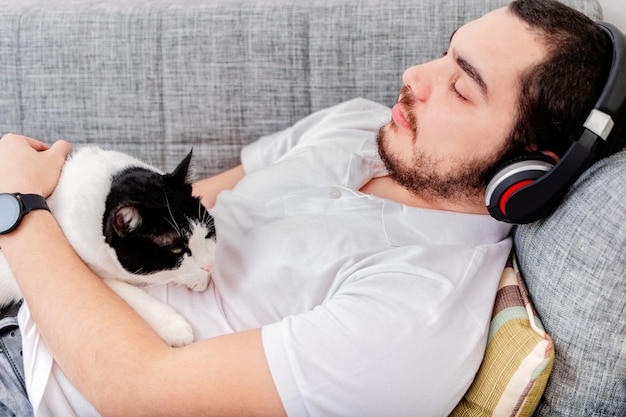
left=500, top=180, right=533, bottom=216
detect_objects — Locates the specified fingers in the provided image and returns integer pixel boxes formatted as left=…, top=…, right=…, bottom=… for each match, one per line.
left=0, top=134, right=72, bottom=158
left=25, top=136, right=52, bottom=152
left=0, top=134, right=74, bottom=196
left=1, top=133, right=49, bottom=151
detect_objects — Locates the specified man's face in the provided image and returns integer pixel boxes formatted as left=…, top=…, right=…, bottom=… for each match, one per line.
left=377, top=7, right=547, bottom=209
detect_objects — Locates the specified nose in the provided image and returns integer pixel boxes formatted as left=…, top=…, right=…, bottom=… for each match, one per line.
left=202, top=263, right=215, bottom=274
left=402, top=64, right=433, bottom=102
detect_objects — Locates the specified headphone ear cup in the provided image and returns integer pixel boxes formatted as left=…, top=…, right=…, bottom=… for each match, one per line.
left=485, top=154, right=556, bottom=222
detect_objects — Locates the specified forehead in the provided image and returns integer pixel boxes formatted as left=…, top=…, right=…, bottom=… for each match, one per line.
left=450, top=7, right=547, bottom=97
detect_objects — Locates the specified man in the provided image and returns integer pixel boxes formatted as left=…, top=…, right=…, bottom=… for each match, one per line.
left=0, top=0, right=615, bottom=415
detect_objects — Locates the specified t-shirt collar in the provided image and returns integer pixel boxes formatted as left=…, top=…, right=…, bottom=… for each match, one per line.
left=381, top=200, right=513, bottom=247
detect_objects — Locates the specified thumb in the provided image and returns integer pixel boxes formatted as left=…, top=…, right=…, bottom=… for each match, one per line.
left=48, top=140, right=73, bottom=160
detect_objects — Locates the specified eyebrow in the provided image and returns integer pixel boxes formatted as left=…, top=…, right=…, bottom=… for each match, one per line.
left=448, top=29, right=489, bottom=99
left=455, top=53, right=489, bottom=99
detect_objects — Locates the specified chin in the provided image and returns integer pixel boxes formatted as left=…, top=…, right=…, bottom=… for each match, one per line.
left=377, top=122, right=414, bottom=157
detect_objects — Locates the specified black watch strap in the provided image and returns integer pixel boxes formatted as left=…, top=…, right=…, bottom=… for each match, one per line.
left=18, top=193, right=50, bottom=214
left=0, top=193, right=50, bottom=236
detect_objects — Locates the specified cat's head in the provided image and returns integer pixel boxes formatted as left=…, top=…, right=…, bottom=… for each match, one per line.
left=102, top=151, right=215, bottom=289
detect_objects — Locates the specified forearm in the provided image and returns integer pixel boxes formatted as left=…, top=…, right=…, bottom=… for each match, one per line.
left=0, top=135, right=175, bottom=412
left=0, top=210, right=169, bottom=413
left=1, top=210, right=284, bottom=417
left=193, top=164, right=245, bottom=208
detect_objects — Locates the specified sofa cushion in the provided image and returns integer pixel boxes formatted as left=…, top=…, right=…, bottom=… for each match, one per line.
left=514, top=149, right=626, bottom=416
left=451, top=254, right=554, bottom=417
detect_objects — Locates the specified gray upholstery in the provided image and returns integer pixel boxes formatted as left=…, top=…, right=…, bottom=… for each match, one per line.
left=0, top=0, right=601, bottom=177
left=515, top=149, right=626, bottom=417
left=0, top=1, right=622, bottom=416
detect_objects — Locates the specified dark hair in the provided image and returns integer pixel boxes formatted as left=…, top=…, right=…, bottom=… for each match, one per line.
left=506, top=0, right=620, bottom=161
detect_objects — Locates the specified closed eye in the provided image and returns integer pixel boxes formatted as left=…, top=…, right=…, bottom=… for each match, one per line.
left=442, top=51, right=468, bottom=102
left=451, top=82, right=468, bottom=101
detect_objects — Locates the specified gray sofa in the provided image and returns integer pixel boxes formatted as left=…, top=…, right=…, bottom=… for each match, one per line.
left=0, top=0, right=623, bottom=416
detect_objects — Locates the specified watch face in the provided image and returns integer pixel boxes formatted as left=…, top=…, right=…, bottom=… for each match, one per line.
left=0, top=194, right=21, bottom=233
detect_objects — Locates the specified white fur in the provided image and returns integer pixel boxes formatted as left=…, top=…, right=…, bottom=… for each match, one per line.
left=0, top=146, right=215, bottom=347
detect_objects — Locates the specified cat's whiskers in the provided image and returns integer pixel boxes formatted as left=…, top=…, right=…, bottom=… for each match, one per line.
left=164, top=216, right=182, bottom=237
left=197, top=201, right=214, bottom=229
left=197, top=201, right=206, bottom=224
left=203, top=213, right=214, bottom=228
left=163, top=192, right=182, bottom=236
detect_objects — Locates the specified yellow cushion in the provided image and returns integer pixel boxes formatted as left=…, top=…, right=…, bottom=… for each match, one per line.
left=450, top=253, right=554, bottom=417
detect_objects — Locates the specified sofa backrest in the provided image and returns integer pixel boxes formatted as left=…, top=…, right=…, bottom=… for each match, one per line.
left=0, top=0, right=602, bottom=176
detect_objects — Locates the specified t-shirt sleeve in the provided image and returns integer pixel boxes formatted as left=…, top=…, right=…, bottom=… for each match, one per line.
left=241, top=98, right=390, bottom=174
left=261, top=269, right=490, bottom=417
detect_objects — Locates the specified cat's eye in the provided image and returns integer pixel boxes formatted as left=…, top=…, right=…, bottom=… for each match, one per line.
left=170, top=247, right=184, bottom=255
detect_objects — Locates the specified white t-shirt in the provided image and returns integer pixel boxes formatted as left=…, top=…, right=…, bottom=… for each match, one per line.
left=19, top=98, right=512, bottom=416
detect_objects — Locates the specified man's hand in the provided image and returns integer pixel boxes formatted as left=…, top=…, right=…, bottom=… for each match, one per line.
left=0, top=133, right=72, bottom=197
left=192, top=164, right=245, bottom=208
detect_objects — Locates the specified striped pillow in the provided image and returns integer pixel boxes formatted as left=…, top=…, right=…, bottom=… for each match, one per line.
left=450, top=253, right=554, bottom=417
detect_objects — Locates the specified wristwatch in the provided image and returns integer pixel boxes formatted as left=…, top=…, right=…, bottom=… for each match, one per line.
left=0, top=193, right=50, bottom=235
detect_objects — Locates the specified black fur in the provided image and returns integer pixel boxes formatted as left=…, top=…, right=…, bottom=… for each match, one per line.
left=102, top=152, right=215, bottom=275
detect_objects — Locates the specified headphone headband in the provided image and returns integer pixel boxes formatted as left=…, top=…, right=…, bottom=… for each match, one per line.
left=595, top=22, right=626, bottom=116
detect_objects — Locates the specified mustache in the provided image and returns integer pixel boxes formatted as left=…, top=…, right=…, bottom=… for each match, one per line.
left=398, top=86, right=417, bottom=132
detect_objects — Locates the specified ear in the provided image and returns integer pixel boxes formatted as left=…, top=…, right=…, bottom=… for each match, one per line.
left=112, top=206, right=142, bottom=238
left=540, top=150, right=560, bottom=164
left=166, top=149, right=194, bottom=185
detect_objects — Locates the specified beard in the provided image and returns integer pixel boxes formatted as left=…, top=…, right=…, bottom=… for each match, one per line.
left=376, top=89, right=509, bottom=204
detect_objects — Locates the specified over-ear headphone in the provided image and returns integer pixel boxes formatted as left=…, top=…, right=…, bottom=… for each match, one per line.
left=485, top=21, right=626, bottom=224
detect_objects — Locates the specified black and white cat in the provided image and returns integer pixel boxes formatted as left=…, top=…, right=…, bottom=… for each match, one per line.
left=0, top=146, right=216, bottom=347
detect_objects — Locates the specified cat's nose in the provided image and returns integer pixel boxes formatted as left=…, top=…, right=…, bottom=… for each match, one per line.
left=202, top=263, right=214, bottom=274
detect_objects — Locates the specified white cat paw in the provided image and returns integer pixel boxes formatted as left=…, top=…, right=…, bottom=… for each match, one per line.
left=104, top=279, right=195, bottom=347
left=157, top=312, right=195, bottom=347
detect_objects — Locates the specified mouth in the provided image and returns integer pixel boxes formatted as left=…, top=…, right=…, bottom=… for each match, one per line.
left=391, top=102, right=414, bottom=133
left=202, top=263, right=215, bottom=274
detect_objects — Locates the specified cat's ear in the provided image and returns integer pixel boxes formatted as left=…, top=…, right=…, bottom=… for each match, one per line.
left=166, top=149, right=194, bottom=185
left=112, top=206, right=142, bottom=238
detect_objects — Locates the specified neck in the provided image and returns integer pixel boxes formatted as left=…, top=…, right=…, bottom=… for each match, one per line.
left=359, top=176, right=488, bottom=215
